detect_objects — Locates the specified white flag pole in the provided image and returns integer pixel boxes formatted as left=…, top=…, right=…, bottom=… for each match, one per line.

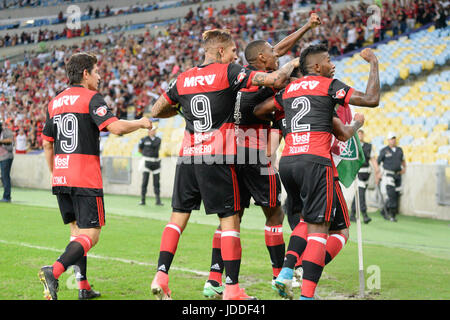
left=354, top=178, right=365, bottom=298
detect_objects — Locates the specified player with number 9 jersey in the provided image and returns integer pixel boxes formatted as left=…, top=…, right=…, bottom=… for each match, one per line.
left=164, top=62, right=256, bottom=164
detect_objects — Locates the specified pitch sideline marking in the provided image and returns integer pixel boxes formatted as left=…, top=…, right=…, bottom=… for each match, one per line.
left=0, top=239, right=209, bottom=276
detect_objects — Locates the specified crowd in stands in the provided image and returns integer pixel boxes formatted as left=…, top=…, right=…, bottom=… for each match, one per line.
left=0, top=0, right=448, bottom=152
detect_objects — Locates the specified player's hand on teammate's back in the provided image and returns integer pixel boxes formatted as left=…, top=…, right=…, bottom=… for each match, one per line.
left=308, top=13, right=321, bottom=28
left=353, top=113, right=365, bottom=126
left=140, top=117, right=152, bottom=129
left=359, top=48, right=378, bottom=63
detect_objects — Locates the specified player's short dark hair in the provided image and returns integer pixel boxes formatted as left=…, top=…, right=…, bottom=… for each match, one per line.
left=299, top=44, right=328, bottom=76
left=66, top=52, right=98, bottom=85
left=244, top=40, right=267, bottom=64
left=201, top=29, right=233, bottom=48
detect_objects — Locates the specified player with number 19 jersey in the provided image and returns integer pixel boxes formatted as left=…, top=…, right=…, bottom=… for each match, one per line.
left=42, top=85, right=118, bottom=196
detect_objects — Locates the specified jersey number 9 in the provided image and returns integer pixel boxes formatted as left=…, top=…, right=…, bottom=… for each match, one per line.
left=191, top=95, right=212, bottom=132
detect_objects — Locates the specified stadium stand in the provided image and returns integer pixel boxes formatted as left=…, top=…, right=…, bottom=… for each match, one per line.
left=354, top=66, right=450, bottom=165
left=0, top=0, right=448, bottom=166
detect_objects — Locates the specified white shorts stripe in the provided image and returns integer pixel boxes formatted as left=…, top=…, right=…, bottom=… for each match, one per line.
left=308, top=236, right=327, bottom=245
left=166, top=223, right=182, bottom=235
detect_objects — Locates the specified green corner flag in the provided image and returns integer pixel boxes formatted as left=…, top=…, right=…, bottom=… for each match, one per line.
left=332, top=104, right=366, bottom=188
left=336, top=133, right=366, bottom=188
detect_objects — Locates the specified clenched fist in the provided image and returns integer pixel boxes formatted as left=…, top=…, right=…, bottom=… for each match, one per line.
left=140, top=117, right=153, bottom=129
left=360, top=48, right=378, bottom=63
left=353, top=112, right=365, bottom=126
left=308, top=13, right=321, bottom=29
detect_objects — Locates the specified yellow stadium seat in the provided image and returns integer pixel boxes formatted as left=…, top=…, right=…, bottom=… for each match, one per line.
left=399, top=68, right=409, bottom=80
left=433, top=124, right=449, bottom=133
left=423, top=60, right=435, bottom=70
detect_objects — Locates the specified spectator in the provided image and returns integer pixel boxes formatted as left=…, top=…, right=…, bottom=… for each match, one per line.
left=15, top=127, right=28, bottom=154
left=0, top=121, right=14, bottom=202
left=345, top=22, right=357, bottom=52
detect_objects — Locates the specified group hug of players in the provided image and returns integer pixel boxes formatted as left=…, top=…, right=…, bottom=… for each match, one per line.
left=38, top=13, right=379, bottom=300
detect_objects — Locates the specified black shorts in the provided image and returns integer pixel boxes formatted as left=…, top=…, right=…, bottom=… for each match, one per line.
left=330, top=179, right=351, bottom=231
left=171, top=162, right=240, bottom=218
left=279, top=157, right=335, bottom=225
left=56, top=193, right=105, bottom=229
left=283, top=178, right=351, bottom=231
left=236, top=162, right=281, bottom=208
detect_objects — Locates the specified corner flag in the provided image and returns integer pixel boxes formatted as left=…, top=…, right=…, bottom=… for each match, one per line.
left=331, top=102, right=367, bottom=297
left=331, top=104, right=365, bottom=187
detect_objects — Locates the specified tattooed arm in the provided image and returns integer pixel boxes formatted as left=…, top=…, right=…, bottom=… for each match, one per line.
left=348, top=48, right=380, bottom=107
left=150, top=95, right=179, bottom=118
left=252, top=58, right=299, bottom=89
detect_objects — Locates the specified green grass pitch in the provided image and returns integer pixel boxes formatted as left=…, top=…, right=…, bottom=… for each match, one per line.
left=0, top=187, right=449, bottom=300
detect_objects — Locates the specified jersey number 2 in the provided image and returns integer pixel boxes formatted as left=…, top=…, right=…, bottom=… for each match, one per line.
left=291, top=97, right=311, bottom=133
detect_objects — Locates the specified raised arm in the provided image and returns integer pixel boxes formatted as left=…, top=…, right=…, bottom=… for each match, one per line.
left=150, top=95, right=179, bottom=119
left=348, top=48, right=380, bottom=107
left=274, top=13, right=321, bottom=57
left=252, top=58, right=299, bottom=89
left=332, top=113, right=365, bottom=141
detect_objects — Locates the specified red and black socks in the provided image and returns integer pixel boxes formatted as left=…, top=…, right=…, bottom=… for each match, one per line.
left=325, top=233, right=348, bottom=265
left=301, top=233, right=328, bottom=299
left=157, top=223, right=182, bottom=274
left=282, top=220, right=307, bottom=269
left=221, top=230, right=241, bottom=286
left=53, top=234, right=93, bottom=280
left=207, top=228, right=224, bottom=286
left=264, top=224, right=285, bottom=278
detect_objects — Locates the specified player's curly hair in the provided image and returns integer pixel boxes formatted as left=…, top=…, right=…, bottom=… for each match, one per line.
left=66, top=52, right=98, bottom=85
left=299, top=44, right=328, bottom=76
left=201, top=29, right=233, bottom=48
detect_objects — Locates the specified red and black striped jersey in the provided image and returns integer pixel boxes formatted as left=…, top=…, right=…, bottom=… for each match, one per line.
left=163, top=63, right=256, bottom=163
left=274, top=75, right=353, bottom=166
left=234, top=65, right=275, bottom=152
left=42, top=85, right=118, bottom=196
